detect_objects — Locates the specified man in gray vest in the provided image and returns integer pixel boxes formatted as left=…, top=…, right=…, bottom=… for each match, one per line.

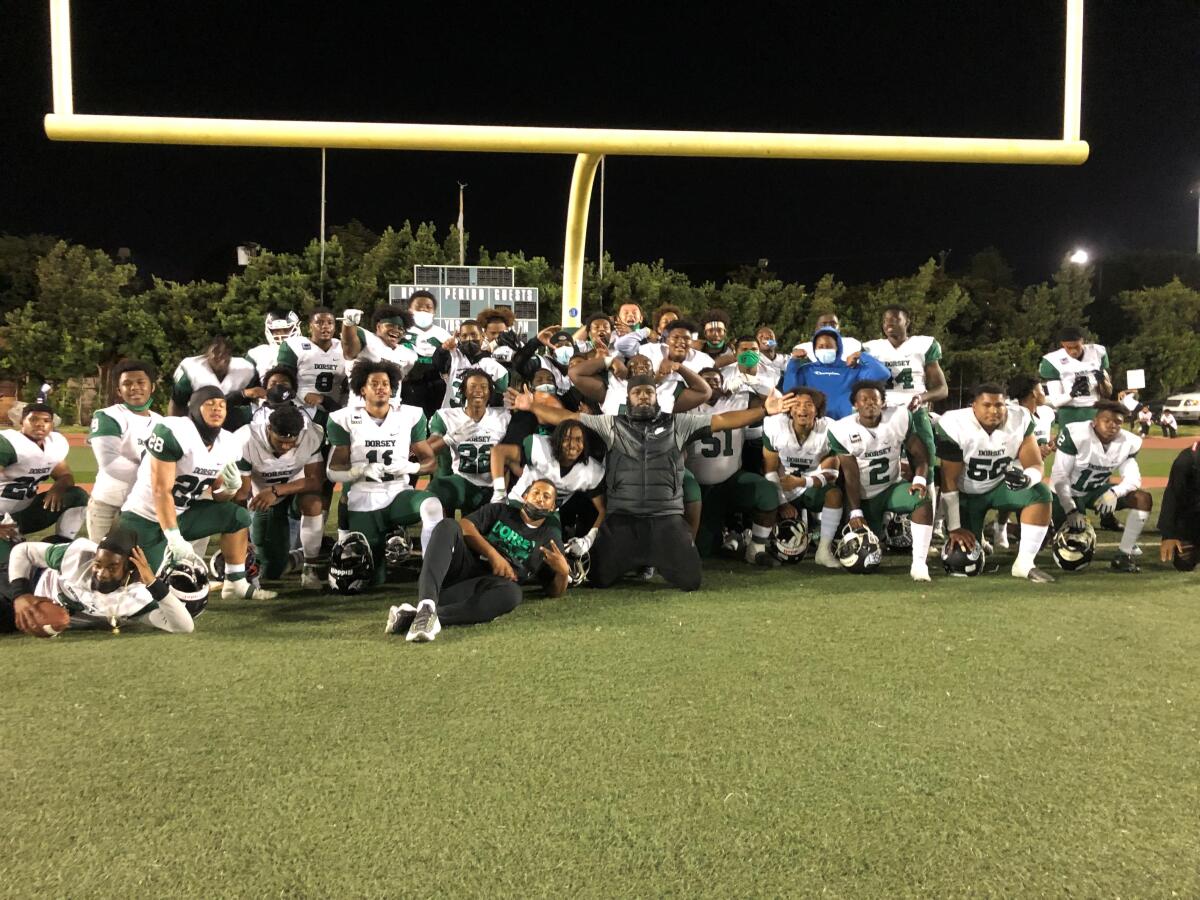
left=512, top=373, right=796, bottom=590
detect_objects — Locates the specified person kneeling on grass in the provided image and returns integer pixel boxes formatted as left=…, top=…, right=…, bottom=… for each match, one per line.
left=386, top=479, right=570, bottom=643
left=1, top=526, right=194, bottom=636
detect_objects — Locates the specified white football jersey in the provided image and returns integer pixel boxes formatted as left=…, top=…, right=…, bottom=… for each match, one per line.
left=32, top=539, right=159, bottom=622
left=404, top=323, right=452, bottom=363
left=122, top=417, right=243, bottom=519
left=600, top=377, right=681, bottom=416
left=173, top=354, right=257, bottom=396
left=508, top=433, right=604, bottom=507
left=862, top=335, right=942, bottom=406
left=233, top=419, right=324, bottom=495
left=443, top=352, right=510, bottom=408
left=247, top=343, right=279, bottom=380
left=1006, top=401, right=1055, bottom=446
left=0, top=429, right=70, bottom=515
left=355, top=327, right=418, bottom=377
left=637, top=342, right=715, bottom=373
left=685, top=391, right=752, bottom=486
left=87, top=404, right=164, bottom=506
left=763, top=413, right=834, bottom=501
left=828, top=406, right=913, bottom=500
left=1054, top=420, right=1142, bottom=497
left=935, top=406, right=1034, bottom=495
left=756, top=351, right=788, bottom=387
left=719, top=363, right=777, bottom=398
left=429, top=407, right=511, bottom=486
left=278, top=335, right=346, bottom=404
left=326, top=405, right=427, bottom=512
left=1039, top=343, right=1109, bottom=408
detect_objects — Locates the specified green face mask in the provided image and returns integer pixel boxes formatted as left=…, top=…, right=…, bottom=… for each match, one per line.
left=124, top=398, right=154, bottom=412
left=737, top=350, right=761, bottom=368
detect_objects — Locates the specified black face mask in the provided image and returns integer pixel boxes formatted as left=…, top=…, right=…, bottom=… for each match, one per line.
left=459, top=340, right=483, bottom=362
left=522, top=501, right=551, bottom=521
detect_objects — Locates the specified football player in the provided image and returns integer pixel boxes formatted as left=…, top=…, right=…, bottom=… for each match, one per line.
left=431, top=319, right=510, bottom=408
left=685, top=367, right=780, bottom=565
left=721, top=335, right=780, bottom=474
left=325, top=360, right=442, bottom=587
left=829, top=382, right=935, bottom=581
left=171, top=335, right=261, bottom=431
left=754, top=326, right=788, bottom=389
left=399, top=289, right=452, bottom=415
left=993, top=374, right=1057, bottom=550
left=762, top=387, right=843, bottom=568
left=1158, top=441, right=1200, bottom=571
left=694, top=309, right=735, bottom=366
left=117, top=387, right=274, bottom=599
left=248, top=308, right=301, bottom=379
left=935, top=384, right=1055, bottom=583
left=570, top=353, right=709, bottom=416
left=0, top=403, right=89, bottom=598
left=385, top=479, right=569, bottom=643
left=639, top=320, right=715, bottom=374
left=340, top=304, right=419, bottom=393
left=277, top=306, right=347, bottom=415
left=3, top=527, right=193, bottom=635
left=86, top=359, right=163, bottom=542
left=232, top=404, right=326, bottom=586
left=1050, top=400, right=1151, bottom=572
left=426, top=370, right=512, bottom=518
left=1039, top=325, right=1112, bottom=427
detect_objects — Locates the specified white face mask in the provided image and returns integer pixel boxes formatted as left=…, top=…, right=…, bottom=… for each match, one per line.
left=554, top=346, right=575, bottom=366
left=814, top=347, right=838, bottom=365
left=412, top=311, right=434, bottom=329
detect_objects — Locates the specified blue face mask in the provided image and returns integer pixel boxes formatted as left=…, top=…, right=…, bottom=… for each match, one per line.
left=554, top=346, right=574, bottom=366
left=814, top=347, right=838, bottom=365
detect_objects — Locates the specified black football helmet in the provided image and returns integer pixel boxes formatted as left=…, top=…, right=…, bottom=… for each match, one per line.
left=883, top=512, right=913, bottom=551
left=165, top=557, right=211, bottom=616
left=384, top=530, right=413, bottom=569
left=836, top=524, right=882, bottom=574
left=566, top=551, right=590, bottom=587
left=328, top=532, right=374, bottom=594
left=770, top=519, right=810, bottom=563
left=941, top=539, right=986, bottom=576
left=1051, top=519, right=1095, bottom=571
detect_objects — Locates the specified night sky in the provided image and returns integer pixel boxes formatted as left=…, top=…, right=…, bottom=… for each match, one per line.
left=4, top=1, right=1198, bottom=286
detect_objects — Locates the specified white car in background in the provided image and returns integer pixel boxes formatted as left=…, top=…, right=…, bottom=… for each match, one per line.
left=1162, top=392, right=1200, bottom=423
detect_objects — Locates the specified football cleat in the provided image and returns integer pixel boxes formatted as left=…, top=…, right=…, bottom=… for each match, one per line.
left=385, top=603, right=418, bottom=635
left=769, top=519, right=810, bottom=563
left=745, top=545, right=782, bottom=567
left=327, top=532, right=374, bottom=594
left=300, top=565, right=324, bottom=590
left=814, top=540, right=840, bottom=569
left=836, top=524, right=882, bottom=574
left=221, top=579, right=278, bottom=601
left=941, top=540, right=985, bottom=577
left=1015, top=565, right=1056, bottom=583
left=1110, top=552, right=1140, bottom=573
left=637, top=566, right=657, bottom=581
left=406, top=600, right=441, bottom=643
left=1051, top=519, right=1096, bottom=571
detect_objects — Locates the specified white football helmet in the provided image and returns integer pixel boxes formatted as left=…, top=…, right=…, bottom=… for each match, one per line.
left=264, top=310, right=301, bottom=346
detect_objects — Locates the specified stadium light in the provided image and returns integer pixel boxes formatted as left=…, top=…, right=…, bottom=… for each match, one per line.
left=1068, top=248, right=1090, bottom=265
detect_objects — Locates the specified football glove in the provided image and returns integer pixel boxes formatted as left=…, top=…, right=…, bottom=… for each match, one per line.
left=217, top=460, right=243, bottom=494
left=1003, top=465, right=1032, bottom=491
left=361, top=462, right=387, bottom=482
left=383, top=458, right=422, bottom=477
left=564, top=529, right=598, bottom=557
left=1069, top=374, right=1092, bottom=398
left=341, top=308, right=364, bottom=326
left=1095, top=490, right=1119, bottom=515
left=164, top=528, right=201, bottom=566
left=1066, top=509, right=1088, bottom=531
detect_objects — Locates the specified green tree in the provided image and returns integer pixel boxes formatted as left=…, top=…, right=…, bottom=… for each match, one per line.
left=1109, top=279, right=1200, bottom=396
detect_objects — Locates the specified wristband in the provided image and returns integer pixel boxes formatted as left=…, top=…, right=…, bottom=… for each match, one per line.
left=1023, top=466, right=1044, bottom=486
left=911, top=475, right=927, bottom=488
left=849, top=509, right=864, bottom=520
left=942, top=491, right=962, bottom=531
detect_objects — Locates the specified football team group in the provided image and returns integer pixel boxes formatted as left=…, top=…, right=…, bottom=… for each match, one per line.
left=1, top=293, right=1197, bottom=644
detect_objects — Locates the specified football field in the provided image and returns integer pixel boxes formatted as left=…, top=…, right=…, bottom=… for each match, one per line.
left=2, top=448, right=1198, bottom=897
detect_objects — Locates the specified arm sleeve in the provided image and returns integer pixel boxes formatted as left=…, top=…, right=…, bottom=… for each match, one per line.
left=781, top=361, right=802, bottom=394
left=925, top=339, right=942, bottom=363
left=171, top=367, right=192, bottom=406
left=1050, top=449, right=1077, bottom=511
left=7, top=541, right=56, bottom=592
left=92, top=435, right=139, bottom=483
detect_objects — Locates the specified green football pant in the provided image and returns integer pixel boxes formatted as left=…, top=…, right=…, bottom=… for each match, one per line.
left=118, top=501, right=253, bottom=573
left=0, top=486, right=90, bottom=569
left=861, top=482, right=927, bottom=538
left=1051, top=483, right=1117, bottom=527
left=428, top=473, right=490, bottom=518
left=1055, top=406, right=1098, bottom=428
left=251, top=496, right=305, bottom=579
left=786, top=482, right=836, bottom=516
left=909, top=406, right=937, bottom=481
left=347, top=490, right=437, bottom=586
left=696, top=471, right=778, bottom=557
left=959, top=482, right=1053, bottom=537
left=683, top=469, right=701, bottom=504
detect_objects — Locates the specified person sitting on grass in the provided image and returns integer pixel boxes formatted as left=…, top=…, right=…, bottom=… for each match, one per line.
left=386, top=479, right=569, bottom=643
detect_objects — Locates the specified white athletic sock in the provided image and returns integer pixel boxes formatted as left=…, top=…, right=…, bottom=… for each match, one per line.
left=993, top=519, right=1010, bottom=549
left=337, top=528, right=349, bottom=542
left=419, top=497, right=444, bottom=551
left=819, top=506, right=841, bottom=542
left=56, top=506, right=86, bottom=539
left=751, top=524, right=771, bottom=541
left=910, top=522, right=933, bottom=564
left=1119, top=510, right=1149, bottom=554
left=300, top=515, right=324, bottom=560
left=225, top=562, right=246, bottom=580
left=1015, top=523, right=1048, bottom=572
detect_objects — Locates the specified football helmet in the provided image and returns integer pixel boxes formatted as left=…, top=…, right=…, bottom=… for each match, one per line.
left=164, top=557, right=211, bottom=617
left=836, top=524, right=882, bottom=574
left=769, top=518, right=810, bottom=563
left=941, top=539, right=986, bottom=576
left=328, top=532, right=374, bottom=594
left=1051, top=519, right=1095, bottom=571
left=883, top=512, right=913, bottom=551
left=208, top=544, right=260, bottom=585
left=264, top=310, right=301, bottom=346
left=384, top=530, right=413, bottom=569
left=566, top=550, right=590, bottom=587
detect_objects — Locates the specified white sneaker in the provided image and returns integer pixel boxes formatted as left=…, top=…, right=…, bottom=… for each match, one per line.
left=300, top=566, right=324, bottom=590
left=1130, top=545, right=1144, bottom=557
left=221, top=579, right=278, bottom=601
left=385, top=603, right=418, bottom=635
left=910, top=562, right=931, bottom=582
left=406, top=600, right=441, bottom=643
left=814, top=541, right=839, bottom=569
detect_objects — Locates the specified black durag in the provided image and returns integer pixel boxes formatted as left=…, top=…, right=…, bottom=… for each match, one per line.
left=188, top=386, right=225, bottom=445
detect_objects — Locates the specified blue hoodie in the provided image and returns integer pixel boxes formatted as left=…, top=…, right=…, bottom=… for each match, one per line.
left=782, top=327, right=891, bottom=420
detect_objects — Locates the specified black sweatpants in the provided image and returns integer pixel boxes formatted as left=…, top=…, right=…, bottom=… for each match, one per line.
left=418, top=519, right=524, bottom=626
left=589, top=513, right=702, bottom=592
